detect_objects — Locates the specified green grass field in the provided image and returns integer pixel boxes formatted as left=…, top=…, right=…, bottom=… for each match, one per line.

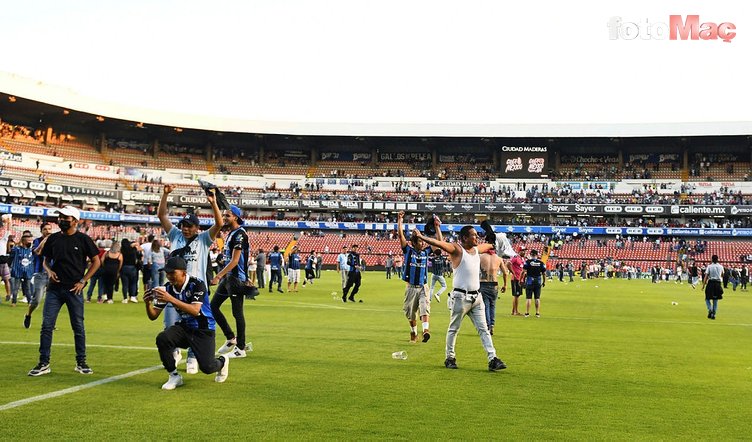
left=1, top=272, right=751, bottom=440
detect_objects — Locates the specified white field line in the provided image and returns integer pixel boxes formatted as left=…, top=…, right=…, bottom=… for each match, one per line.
left=0, top=341, right=154, bottom=351
left=0, top=364, right=163, bottom=411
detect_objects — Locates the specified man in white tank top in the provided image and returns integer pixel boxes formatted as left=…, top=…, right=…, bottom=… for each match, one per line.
left=415, top=225, right=507, bottom=371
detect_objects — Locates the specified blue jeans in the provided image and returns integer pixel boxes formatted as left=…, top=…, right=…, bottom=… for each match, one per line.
left=86, top=270, right=104, bottom=300
left=480, top=283, right=498, bottom=327
left=31, top=272, right=49, bottom=307
left=120, top=265, right=138, bottom=299
left=11, top=276, right=32, bottom=303
left=150, top=265, right=165, bottom=288
left=39, top=286, right=86, bottom=364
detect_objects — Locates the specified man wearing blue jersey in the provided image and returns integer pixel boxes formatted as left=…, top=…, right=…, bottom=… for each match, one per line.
left=158, top=183, right=223, bottom=374
left=303, top=250, right=316, bottom=286
left=342, top=244, right=362, bottom=302
left=397, top=211, right=440, bottom=343
left=268, top=246, right=284, bottom=293
left=9, top=231, right=34, bottom=306
left=144, top=257, right=229, bottom=390
left=211, top=206, right=252, bottom=359
left=24, top=222, right=52, bottom=329
left=286, top=246, right=302, bottom=292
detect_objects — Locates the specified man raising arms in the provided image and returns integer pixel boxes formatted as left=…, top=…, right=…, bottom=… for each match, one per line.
left=415, top=225, right=507, bottom=371
left=397, top=211, right=438, bottom=343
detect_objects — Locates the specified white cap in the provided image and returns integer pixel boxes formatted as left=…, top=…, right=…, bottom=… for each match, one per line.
left=57, top=205, right=81, bottom=220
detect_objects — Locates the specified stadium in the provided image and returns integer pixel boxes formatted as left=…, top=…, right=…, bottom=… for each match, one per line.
left=1, top=1, right=751, bottom=440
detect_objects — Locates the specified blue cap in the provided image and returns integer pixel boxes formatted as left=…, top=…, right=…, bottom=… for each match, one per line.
left=178, top=213, right=200, bottom=227
left=230, top=205, right=243, bottom=220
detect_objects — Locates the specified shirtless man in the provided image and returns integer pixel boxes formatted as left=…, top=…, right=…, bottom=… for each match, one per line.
left=480, top=251, right=508, bottom=336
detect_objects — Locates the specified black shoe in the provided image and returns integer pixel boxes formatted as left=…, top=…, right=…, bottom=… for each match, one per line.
left=444, top=358, right=458, bottom=369
left=489, top=325, right=494, bottom=336
left=348, top=297, right=355, bottom=302
left=342, top=295, right=347, bottom=303
left=708, top=310, right=713, bottom=319
left=28, top=362, right=51, bottom=376
left=23, top=314, right=31, bottom=329
left=488, top=357, right=507, bottom=371
left=422, top=330, right=431, bottom=343
left=277, top=288, right=284, bottom=293
left=710, top=311, right=716, bottom=320
left=75, top=362, right=94, bottom=374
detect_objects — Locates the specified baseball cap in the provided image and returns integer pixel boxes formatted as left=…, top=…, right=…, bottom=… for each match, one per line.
left=178, top=213, right=200, bottom=227
left=162, top=256, right=188, bottom=272
left=229, top=205, right=242, bottom=219
left=58, top=205, right=81, bottom=220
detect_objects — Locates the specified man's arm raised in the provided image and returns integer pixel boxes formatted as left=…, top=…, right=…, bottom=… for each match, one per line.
left=158, top=185, right=174, bottom=233
left=397, top=211, right=408, bottom=249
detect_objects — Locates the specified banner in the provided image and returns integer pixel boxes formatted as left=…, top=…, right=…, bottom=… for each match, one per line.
left=379, top=152, right=431, bottom=161
left=500, top=146, right=548, bottom=178
left=561, top=154, right=619, bottom=164
left=0, top=149, right=23, bottom=162
left=320, top=152, right=372, bottom=162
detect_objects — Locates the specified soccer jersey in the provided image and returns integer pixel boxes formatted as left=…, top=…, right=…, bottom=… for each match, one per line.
left=155, top=276, right=215, bottom=330
left=168, top=226, right=213, bottom=283
left=10, top=245, right=34, bottom=279
left=524, top=258, right=545, bottom=284
left=402, top=245, right=431, bottom=285
left=306, top=254, right=316, bottom=270
left=288, top=253, right=301, bottom=270
left=347, top=252, right=361, bottom=274
left=224, top=227, right=249, bottom=282
left=430, top=255, right=447, bottom=276
left=269, top=251, right=284, bottom=270
left=32, top=237, right=45, bottom=273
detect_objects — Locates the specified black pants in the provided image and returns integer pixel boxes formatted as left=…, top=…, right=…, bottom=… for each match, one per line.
left=211, top=276, right=247, bottom=348
left=343, top=272, right=361, bottom=299
left=269, top=269, right=282, bottom=290
left=305, top=268, right=315, bottom=281
left=102, top=270, right=118, bottom=300
left=156, top=323, right=223, bottom=374
left=256, top=267, right=265, bottom=288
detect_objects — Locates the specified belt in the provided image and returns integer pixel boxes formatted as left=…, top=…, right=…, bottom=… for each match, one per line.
left=480, top=281, right=498, bottom=286
left=453, top=288, right=479, bottom=295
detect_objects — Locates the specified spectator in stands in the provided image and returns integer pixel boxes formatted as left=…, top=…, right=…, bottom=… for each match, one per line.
left=397, top=211, right=436, bottom=343
left=29, top=206, right=101, bottom=376
left=702, top=255, right=724, bottom=320
left=336, top=246, right=349, bottom=290
left=101, top=241, right=123, bottom=304
left=342, top=244, right=362, bottom=302
left=158, top=183, right=223, bottom=374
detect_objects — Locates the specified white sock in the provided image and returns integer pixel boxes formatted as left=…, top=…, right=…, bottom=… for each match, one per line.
left=422, top=322, right=429, bottom=331
left=410, top=326, right=417, bottom=334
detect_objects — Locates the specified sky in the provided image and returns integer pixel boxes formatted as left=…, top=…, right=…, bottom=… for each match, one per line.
left=0, top=0, right=750, bottom=136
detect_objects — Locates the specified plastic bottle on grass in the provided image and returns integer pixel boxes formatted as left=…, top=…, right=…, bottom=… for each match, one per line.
left=392, top=351, right=407, bottom=360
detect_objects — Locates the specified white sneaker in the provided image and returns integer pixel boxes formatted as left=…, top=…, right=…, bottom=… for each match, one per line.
left=161, top=373, right=184, bottom=390
left=186, top=357, right=198, bottom=374
left=121, top=299, right=129, bottom=304
left=215, top=356, right=229, bottom=383
left=433, top=293, right=440, bottom=303
left=106, top=299, right=114, bottom=304
left=173, top=349, right=182, bottom=366
left=244, top=342, right=253, bottom=352
left=228, top=347, right=246, bottom=358
left=129, top=296, right=139, bottom=303
left=217, top=339, right=236, bottom=354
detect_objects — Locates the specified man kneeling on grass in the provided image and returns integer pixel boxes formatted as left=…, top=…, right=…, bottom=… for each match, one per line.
left=144, top=257, right=229, bottom=390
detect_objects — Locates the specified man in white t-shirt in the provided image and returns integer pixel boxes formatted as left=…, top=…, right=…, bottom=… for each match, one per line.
left=158, top=184, right=222, bottom=374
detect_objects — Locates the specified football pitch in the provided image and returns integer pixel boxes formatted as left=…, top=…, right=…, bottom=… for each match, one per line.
left=1, top=272, right=750, bottom=440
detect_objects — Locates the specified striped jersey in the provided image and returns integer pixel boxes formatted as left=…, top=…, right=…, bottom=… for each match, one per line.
left=10, top=245, right=34, bottom=279
left=155, top=276, right=215, bottom=330
left=402, top=245, right=432, bottom=285
left=269, top=251, right=284, bottom=270
left=224, top=227, right=249, bottom=282
left=430, top=255, right=447, bottom=276
left=288, top=253, right=301, bottom=270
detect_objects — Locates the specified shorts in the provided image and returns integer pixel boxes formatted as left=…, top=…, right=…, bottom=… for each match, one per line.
left=403, top=284, right=430, bottom=321
left=0, top=263, right=10, bottom=280
left=511, top=280, right=523, bottom=297
left=525, top=282, right=542, bottom=300
left=287, top=269, right=300, bottom=283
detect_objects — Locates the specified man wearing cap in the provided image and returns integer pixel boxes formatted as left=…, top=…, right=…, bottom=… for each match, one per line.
left=211, top=205, right=252, bottom=359
left=144, top=257, right=229, bottom=390
left=521, top=249, right=545, bottom=317
left=28, top=206, right=101, bottom=377
left=342, top=244, right=362, bottom=302
left=158, top=184, right=222, bottom=374
left=9, top=231, right=34, bottom=306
